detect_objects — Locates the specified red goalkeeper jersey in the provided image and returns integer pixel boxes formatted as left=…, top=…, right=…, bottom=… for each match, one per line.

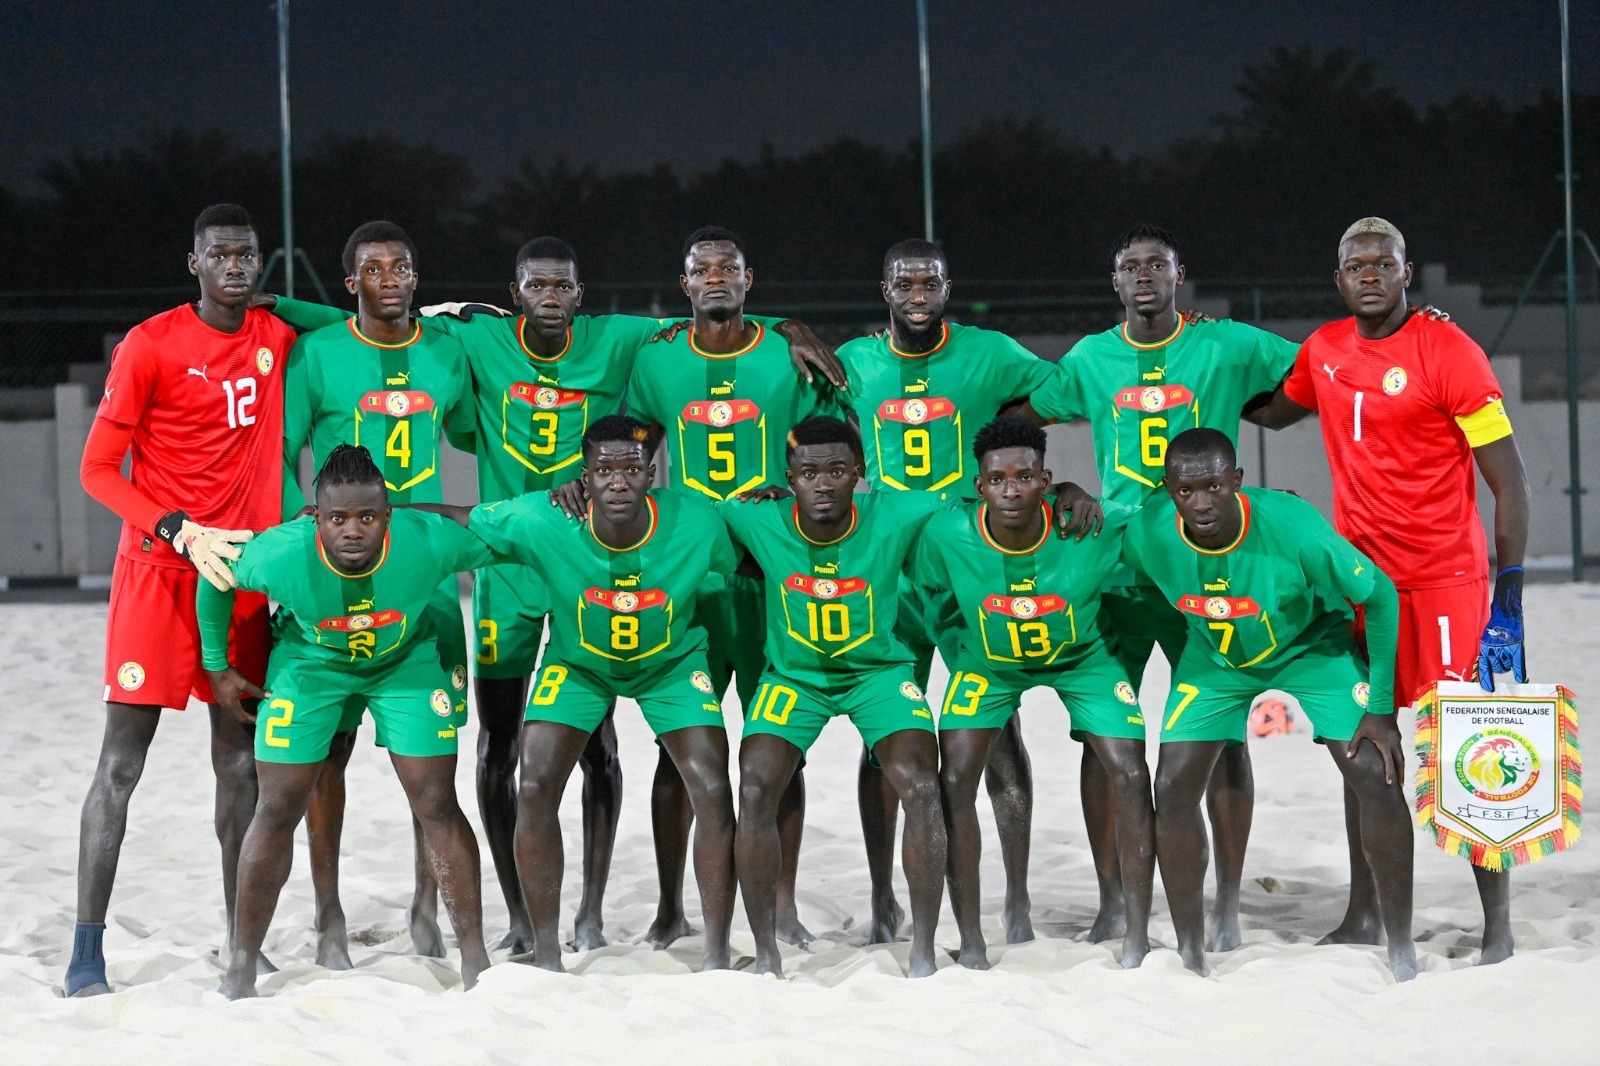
left=1282, top=314, right=1506, bottom=590
left=96, top=304, right=294, bottom=566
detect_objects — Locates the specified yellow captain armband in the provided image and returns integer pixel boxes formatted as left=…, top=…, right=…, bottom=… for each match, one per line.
left=1456, top=399, right=1513, bottom=448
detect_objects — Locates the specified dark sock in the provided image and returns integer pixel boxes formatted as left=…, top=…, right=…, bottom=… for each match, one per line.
left=65, top=921, right=107, bottom=995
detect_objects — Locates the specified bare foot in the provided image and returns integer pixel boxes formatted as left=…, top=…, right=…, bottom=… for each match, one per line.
left=497, top=927, right=534, bottom=955
left=1003, top=898, right=1034, bottom=944
left=217, top=970, right=259, bottom=1000
left=644, top=913, right=694, bottom=950
left=315, top=914, right=354, bottom=971
left=1120, top=932, right=1150, bottom=970
left=907, top=943, right=938, bottom=978
left=530, top=946, right=566, bottom=973
left=1177, top=937, right=1210, bottom=976
left=1478, top=928, right=1515, bottom=966
left=702, top=945, right=732, bottom=971
left=408, top=906, right=446, bottom=959
left=571, top=914, right=608, bottom=952
left=1388, top=941, right=1419, bottom=981
left=254, top=952, right=278, bottom=975
left=462, top=954, right=490, bottom=990
left=868, top=894, right=904, bottom=944
left=1087, top=905, right=1126, bottom=943
left=1316, top=912, right=1382, bottom=946
left=67, top=982, right=111, bottom=998
left=955, top=942, right=991, bottom=970
left=1207, top=896, right=1242, bottom=953
left=751, top=947, right=785, bottom=978
left=777, top=910, right=816, bottom=950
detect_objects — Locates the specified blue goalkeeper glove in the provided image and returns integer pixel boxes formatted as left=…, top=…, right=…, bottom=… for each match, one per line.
left=1476, top=566, right=1526, bottom=691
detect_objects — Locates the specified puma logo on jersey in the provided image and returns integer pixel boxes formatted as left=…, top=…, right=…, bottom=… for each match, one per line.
left=1009, top=577, right=1037, bottom=593
left=614, top=573, right=642, bottom=588
left=1141, top=366, right=1165, bottom=381
left=1354, top=565, right=1365, bottom=576
left=386, top=370, right=411, bottom=386
left=710, top=379, right=737, bottom=396
left=187, top=365, right=209, bottom=382
left=536, top=374, right=560, bottom=386
left=1322, top=363, right=1340, bottom=382
left=903, top=377, right=931, bottom=394
left=347, top=598, right=375, bottom=612
left=103, top=387, right=115, bottom=401
left=813, top=561, right=840, bottom=576
left=1203, top=577, right=1231, bottom=592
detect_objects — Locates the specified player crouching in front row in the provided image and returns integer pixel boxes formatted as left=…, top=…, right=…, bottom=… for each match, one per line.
left=202, top=445, right=493, bottom=998
left=1123, top=429, right=1417, bottom=981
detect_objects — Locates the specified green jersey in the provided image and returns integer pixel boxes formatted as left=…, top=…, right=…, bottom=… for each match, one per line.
left=911, top=499, right=1125, bottom=682
left=198, top=509, right=491, bottom=670
left=627, top=322, right=843, bottom=499
left=468, top=489, right=736, bottom=678
left=429, top=312, right=663, bottom=500
left=1121, top=488, right=1398, bottom=713
left=1032, top=318, right=1296, bottom=517
left=283, top=317, right=476, bottom=509
left=719, top=492, right=950, bottom=687
left=838, top=322, right=1054, bottom=492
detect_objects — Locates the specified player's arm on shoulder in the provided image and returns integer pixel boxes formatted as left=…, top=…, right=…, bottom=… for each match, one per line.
left=463, top=495, right=544, bottom=565
left=768, top=317, right=849, bottom=390
left=1017, top=355, right=1084, bottom=426
left=257, top=294, right=351, bottom=331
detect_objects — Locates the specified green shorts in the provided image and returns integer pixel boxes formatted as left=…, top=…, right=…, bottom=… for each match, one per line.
left=1163, top=639, right=1371, bottom=745
left=699, top=571, right=767, bottom=710
left=256, top=642, right=468, bottom=764
left=940, top=643, right=1145, bottom=740
left=473, top=561, right=550, bottom=680
left=1102, top=583, right=1188, bottom=681
left=523, top=653, right=725, bottom=738
left=742, top=667, right=936, bottom=755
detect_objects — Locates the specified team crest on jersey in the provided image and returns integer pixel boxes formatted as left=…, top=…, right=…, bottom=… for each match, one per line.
left=451, top=665, right=467, bottom=691
left=359, top=390, right=437, bottom=417
left=1205, top=597, right=1233, bottom=619
left=1115, top=681, right=1138, bottom=706
left=511, top=382, right=587, bottom=409
left=430, top=689, right=452, bottom=717
left=319, top=609, right=403, bottom=631
left=900, top=681, right=924, bottom=701
left=1382, top=367, right=1408, bottom=396
left=1177, top=595, right=1260, bottom=619
left=586, top=588, right=667, bottom=612
left=877, top=397, right=955, bottom=424
left=683, top=398, right=759, bottom=427
left=691, top=670, right=714, bottom=694
left=1114, top=384, right=1192, bottom=413
left=787, top=574, right=867, bottom=599
left=255, top=347, right=275, bottom=374
left=983, top=593, right=1067, bottom=619
left=1352, top=682, right=1371, bottom=709
left=117, top=661, right=145, bottom=691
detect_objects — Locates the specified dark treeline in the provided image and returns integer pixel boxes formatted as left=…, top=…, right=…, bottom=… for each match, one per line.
left=4, top=48, right=1596, bottom=294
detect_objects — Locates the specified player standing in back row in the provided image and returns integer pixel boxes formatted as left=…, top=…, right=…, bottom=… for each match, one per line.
left=67, top=204, right=296, bottom=996
left=1247, top=217, right=1532, bottom=964
left=835, top=239, right=1068, bottom=946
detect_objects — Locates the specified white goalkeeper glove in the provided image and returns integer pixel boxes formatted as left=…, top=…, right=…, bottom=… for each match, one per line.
left=421, top=301, right=513, bottom=320
left=153, top=510, right=252, bottom=592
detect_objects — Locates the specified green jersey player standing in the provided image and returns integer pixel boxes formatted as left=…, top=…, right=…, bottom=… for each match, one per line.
left=1018, top=224, right=1298, bottom=950
left=619, top=226, right=848, bottom=949
left=836, top=238, right=1074, bottom=947
left=1122, top=428, right=1415, bottom=981
left=201, top=445, right=492, bottom=999
left=911, top=416, right=1153, bottom=971
left=278, top=221, right=476, bottom=967
left=720, top=417, right=948, bottom=980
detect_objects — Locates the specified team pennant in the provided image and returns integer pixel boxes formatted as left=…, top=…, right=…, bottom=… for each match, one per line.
left=1415, top=681, right=1581, bottom=869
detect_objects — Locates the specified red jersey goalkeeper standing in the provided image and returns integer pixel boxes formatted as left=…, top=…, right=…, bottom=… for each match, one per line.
left=1250, top=216, right=1531, bottom=965
left=66, top=204, right=297, bottom=996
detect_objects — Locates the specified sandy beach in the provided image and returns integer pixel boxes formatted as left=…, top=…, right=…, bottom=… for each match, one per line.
left=1, top=586, right=1596, bottom=1063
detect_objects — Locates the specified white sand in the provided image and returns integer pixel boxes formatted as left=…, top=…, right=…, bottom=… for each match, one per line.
left=1, top=586, right=1597, bottom=1063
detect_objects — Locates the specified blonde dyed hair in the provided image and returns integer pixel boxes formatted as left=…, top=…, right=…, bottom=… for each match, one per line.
left=1339, top=217, right=1406, bottom=256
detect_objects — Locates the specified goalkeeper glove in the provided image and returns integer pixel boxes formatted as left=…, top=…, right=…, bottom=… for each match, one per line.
left=1476, top=565, right=1526, bottom=691
left=154, top=510, right=252, bottom=592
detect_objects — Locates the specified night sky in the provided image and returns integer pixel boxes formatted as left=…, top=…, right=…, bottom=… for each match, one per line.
left=4, top=1, right=1596, bottom=194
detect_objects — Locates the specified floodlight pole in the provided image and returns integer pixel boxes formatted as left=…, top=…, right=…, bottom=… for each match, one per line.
left=277, top=0, right=295, bottom=298
left=916, top=0, right=935, bottom=243
left=1559, top=0, right=1582, bottom=579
